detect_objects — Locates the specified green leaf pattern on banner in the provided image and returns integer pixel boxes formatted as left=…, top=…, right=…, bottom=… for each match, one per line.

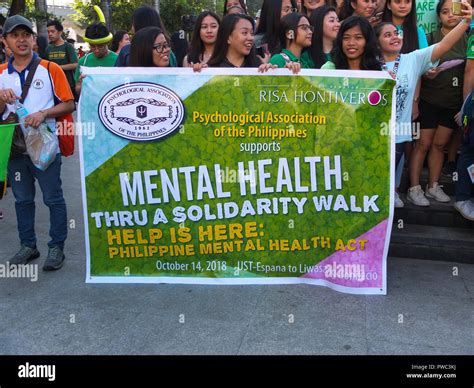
left=86, top=75, right=394, bottom=278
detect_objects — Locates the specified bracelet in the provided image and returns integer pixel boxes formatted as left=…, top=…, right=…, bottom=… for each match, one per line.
left=39, top=109, right=47, bottom=119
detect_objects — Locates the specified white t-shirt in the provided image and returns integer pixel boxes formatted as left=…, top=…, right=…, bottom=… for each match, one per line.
left=385, top=44, right=438, bottom=143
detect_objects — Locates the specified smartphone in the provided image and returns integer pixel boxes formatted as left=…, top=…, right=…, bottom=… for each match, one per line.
left=257, top=43, right=269, bottom=57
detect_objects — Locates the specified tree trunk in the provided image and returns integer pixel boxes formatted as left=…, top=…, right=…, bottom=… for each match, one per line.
left=154, top=0, right=160, bottom=14
left=101, top=0, right=112, bottom=31
left=8, top=0, right=26, bottom=16
left=35, top=0, right=47, bottom=36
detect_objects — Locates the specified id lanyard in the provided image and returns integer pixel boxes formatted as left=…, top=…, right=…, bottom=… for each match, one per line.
left=381, top=54, right=401, bottom=80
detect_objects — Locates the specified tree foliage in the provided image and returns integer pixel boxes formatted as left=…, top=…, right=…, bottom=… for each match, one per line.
left=4, top=0, right=56, bottom=30
left=72, top=0, right=264, bottom=34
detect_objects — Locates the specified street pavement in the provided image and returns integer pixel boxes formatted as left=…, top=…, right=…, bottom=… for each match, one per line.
left=0, top=151, right=473, bottom=355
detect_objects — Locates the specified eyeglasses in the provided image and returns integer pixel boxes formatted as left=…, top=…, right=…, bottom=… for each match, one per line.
left=153, top=42, right=171, bottom=53
left=90, top=44, right=107, bottom=50
left=282, top=6, right=298, bottom=13
left=298, top=24, right=314, bottom=32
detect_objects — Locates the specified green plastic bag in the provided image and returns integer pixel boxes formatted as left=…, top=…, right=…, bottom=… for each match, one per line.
left=0, top=123, right=16, bottom=198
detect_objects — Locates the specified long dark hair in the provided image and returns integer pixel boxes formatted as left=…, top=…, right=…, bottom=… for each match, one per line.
left=279, top=13, right=309, bottom=50
left=256, top=0, right=298, bottom=55
left=110, top=30, right=127, bottom=53
left=187, top=11, right=220, bottom=64
left=223, top=0, right=248, bottom=14
left=132, top=5, right=168, bottom=35
left=382, top=0, right=419, bottom=53
left=436, top=0, right=450, bottom=15
left=339, top=0, right=358, bottom=20
left=308, top=5, right=338, bottom=68
left=302, top=0, right=336, bottom=16
left=332, top=16, right=381, bottom=70
left=129, top=27, right=165, bottom=67
left=208, top=14, right=260, bottom=67
left=436, top=0, right=453, bottom=29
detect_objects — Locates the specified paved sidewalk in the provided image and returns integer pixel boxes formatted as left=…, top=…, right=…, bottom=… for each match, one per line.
left=0, top=152, right=473, bottom=355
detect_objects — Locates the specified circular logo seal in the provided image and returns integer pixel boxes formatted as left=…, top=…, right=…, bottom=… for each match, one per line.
left=368, top=90, right=382, bottom=106
left=33, top=79, right=44, bottom=89
left=98, top=82, right=185, bottom=141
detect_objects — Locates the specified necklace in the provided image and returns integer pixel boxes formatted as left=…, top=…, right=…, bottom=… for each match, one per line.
left=380, top=54, right=401, bottom=79
left=440, top=27, right=450, bottom=36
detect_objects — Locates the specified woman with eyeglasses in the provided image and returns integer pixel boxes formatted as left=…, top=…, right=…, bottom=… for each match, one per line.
left=223, top=0, right=248, bottom=15
left=304, top=5, right=341, bottom=68
left=207, top=14, right=276, bottom=72
left=374, top=1, right=472, bottom=207
left=321, top=16, right=381, bottom=70
left=115, top=5, right=177, bottom=67
left=269, top=13, right=314, bottom=71
left=129, top=27, right=174, bottom=67
left=255, top=0, right=299, bottom=59
left=183, top=11, right=220, bottom=68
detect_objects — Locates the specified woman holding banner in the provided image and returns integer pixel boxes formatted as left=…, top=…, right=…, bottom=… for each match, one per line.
left=269, top=13, right=314, bottom=70
left=183, top=11, right=220, bottom=68
left=129, top=27, right=175, bottom=68
left=321, top=16, right=382, bottom=70
left=207, top=14, right=276, bottom=72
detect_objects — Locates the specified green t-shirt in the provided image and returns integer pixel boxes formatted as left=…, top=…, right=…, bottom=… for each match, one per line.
left=74, top=51, right=118, bottom=82
left=269, top=49, right=314, bottom=69
left=420, top=29, right=467, bottom=109
left=321, top=61, right=336, bottom=70
left=300, top=50, right=315, bottom=68
left=301, top=50, right=332, bottom=69
left=46, top=42, right=78, bottom=91
left=467, top=33, right=474, bottom=59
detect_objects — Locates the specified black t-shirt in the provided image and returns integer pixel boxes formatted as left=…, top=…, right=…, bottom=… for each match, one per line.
left=213, top=57, right=259, bottom=68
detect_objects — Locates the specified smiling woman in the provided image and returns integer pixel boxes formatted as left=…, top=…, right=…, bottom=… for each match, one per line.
left=129, top=27, right=173, bottom=68
left=269, top=13, right=314, bottom=68
left=322, top=15, right=381, bottom=70
left=208, top=14, right=261, bottom=68
left=306, top=5, right=341, bottom=68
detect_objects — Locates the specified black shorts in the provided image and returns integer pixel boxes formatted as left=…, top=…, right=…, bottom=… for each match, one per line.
left=418, top=99, right=460, bottom=131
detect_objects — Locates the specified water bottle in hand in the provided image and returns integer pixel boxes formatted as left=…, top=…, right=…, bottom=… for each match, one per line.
left=15, top=100, right=34, bottom=134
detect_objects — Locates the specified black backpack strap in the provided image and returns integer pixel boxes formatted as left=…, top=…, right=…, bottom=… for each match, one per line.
left=20, top=57, right=41, bottom=103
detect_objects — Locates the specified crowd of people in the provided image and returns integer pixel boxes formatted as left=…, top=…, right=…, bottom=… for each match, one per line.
left=0, top=0, right=473, bottom=269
